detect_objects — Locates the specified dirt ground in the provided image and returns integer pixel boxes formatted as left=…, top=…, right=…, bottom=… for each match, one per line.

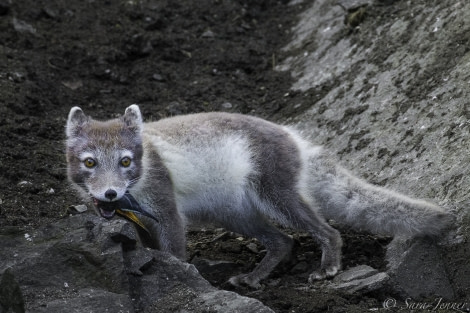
left=0, top=1, right=433, bottom=312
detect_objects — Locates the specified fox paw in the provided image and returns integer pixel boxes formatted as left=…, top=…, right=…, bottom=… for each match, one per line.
left=308, top=266, right=340, bottom=283
left=228, top=274, right=262, bottom=289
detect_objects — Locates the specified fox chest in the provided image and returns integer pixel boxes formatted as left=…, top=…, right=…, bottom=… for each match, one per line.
left=149, top=135, right=257, bottom=209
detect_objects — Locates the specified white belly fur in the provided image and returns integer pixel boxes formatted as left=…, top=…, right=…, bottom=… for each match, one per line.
left=148, top=133, right=256, bottom=215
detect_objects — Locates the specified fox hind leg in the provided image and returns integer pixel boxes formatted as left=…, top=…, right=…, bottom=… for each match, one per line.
left=306, top=217, right=342, bottom=282
left=225, top=194, right=342, bottom=288
left=270, top=194, right=343, bottom=282
left=224, top=212, right=294, bottom=289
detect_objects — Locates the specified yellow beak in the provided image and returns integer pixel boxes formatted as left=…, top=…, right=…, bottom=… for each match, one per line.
left=116, top=209, right=150, bottom=234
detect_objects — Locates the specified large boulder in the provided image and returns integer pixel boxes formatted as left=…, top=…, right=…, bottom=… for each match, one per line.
left=0, top=214, right=273, bottom=313
left=277, top=0, right=470, bottom=301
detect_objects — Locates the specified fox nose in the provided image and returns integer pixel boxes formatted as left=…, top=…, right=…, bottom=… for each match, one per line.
left=105, top=189, right=118, bottom=201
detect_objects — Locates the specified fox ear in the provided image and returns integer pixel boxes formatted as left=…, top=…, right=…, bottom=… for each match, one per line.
left=66, top=106, right=88, bottom=138
left=123, top=104, right=143, bottom=134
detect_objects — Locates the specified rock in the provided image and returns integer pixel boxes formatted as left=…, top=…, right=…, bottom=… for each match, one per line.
left=328, top=265, right=389, bottom=294
left=219, top=241, right=242, bottom=253
left=221, top=102, right=233, bottom=110
left=33, top=289, right=134, bottom=313
left=191, top=257, right=240, bottom=277
left=42, top=6, right=59, bottom=19
left=0, top=214, right=274, bottom=312
left=109, top=219, right=139, bottom=249
left=201, top=29, right=215, bottom=38
left=245, top=242, right=258, bottom=253
left=61, top=80, right=83, bottom=90
left=333, top=265, right=378, bottom=283
left=197, top=290, right=274, bottom=313
left=0, top=1, right=9, bottom=15
left=386, top=238, right=454, bottom=300
left=124, top=248, right=155, bottom=276
left=147, top=286, right=275, bottom=313
left=152, top=73, right=164, bottom=81
left=279, top=0, right=469, bottom=301
left=69, top=204, right=88, bottom=214
left=0, top=269, right=25, bottom=313
left=336, top=0, right=372, bottom=11
left=12, top=18, right=36, bottom=35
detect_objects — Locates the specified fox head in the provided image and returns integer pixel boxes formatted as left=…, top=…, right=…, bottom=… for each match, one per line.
left=66, top=104, right=144, bottom=218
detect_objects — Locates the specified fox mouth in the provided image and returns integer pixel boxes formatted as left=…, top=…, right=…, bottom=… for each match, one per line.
left=92, top=192, right=160, bottom=225
left=92, top=198, right=118, bottom=219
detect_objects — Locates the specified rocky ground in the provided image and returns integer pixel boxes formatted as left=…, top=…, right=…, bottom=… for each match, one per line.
left=1, top=0, right=469, bottom=312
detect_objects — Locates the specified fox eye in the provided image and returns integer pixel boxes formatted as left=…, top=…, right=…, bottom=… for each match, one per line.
left=120, top=157, right=132, bottom=167
left=84, top=158, right=96, bottom=168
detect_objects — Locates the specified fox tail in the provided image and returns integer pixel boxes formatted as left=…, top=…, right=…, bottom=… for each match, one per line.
left=307, top=150, right=454, bottom=238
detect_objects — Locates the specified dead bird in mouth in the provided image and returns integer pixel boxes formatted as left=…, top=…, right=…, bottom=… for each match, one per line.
left=93, top=192, right=159, bottom=232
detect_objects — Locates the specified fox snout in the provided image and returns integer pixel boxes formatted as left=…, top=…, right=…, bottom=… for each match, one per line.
left=88, top=179, right=130, bottom=218
left=104, top=189, right=118, bottom=201
left=91, top=185, right=128, bottom=219
left=89, top=180, right=128, bottom=201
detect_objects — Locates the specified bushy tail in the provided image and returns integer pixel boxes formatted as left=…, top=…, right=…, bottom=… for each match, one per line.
left=308, top=153, right=454, bottom=238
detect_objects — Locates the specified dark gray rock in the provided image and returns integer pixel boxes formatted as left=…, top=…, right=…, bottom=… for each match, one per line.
left=336, top=0, right=372, bottom=11
left=329, top=265, right=389, bottom=294
left=0, top=1, right=9, bottom=15
left=146, top=285, right=274, bottom=313
left=0, top=269, right=25, bottom=313
left=191, top=257, right=241, bottom=277
left=386, top=238, right=454, bottom=300
left=333, top=265, right=378, bottom=283
left=0, top=214, right=273, bottom=313
left=33, top=289, right=134, bottom=313
left=12, top=18, right=36, bottom=35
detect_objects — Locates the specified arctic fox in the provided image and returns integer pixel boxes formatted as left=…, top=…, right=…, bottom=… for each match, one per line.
left=65, top=105, right=453, bottom=288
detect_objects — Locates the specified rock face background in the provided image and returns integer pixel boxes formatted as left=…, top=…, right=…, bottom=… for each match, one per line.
left=0, top=0, right=469, bottom=312
left=277, top=0, right=470, bottom=303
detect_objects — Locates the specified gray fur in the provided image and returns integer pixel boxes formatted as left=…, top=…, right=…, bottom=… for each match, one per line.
left=65, top=105, right=454, bottom=288
left=307, top=151, right=454, bottom=238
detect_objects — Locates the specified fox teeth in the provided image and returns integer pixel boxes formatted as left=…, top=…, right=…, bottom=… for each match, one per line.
left=99, top=207, right=115, bottom=219
left=92, top=197, right=117, bottom=219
